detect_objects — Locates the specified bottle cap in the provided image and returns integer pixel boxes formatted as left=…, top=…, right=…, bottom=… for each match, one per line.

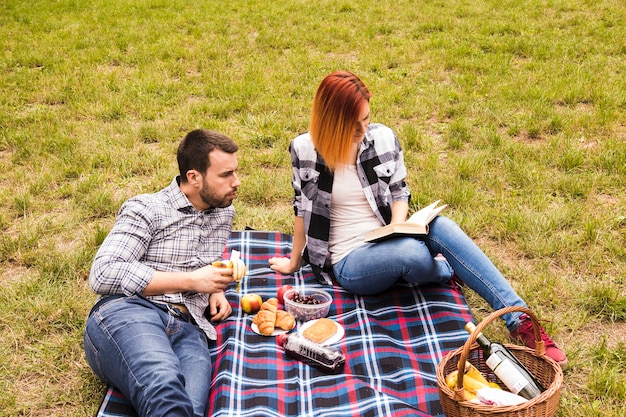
left=465, top=322, right=477, bottom=333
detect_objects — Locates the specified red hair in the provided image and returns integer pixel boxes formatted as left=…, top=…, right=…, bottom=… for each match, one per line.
left=309, top=71, right=372, bottom=171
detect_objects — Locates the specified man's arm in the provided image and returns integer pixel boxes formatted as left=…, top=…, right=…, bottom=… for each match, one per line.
left=142, top=266, right=234, bottom=296
left=90, top=199, right=234, bottom=296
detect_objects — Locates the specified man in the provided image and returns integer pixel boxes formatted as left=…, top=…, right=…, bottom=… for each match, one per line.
left=84, top=129, right=240, bottom=417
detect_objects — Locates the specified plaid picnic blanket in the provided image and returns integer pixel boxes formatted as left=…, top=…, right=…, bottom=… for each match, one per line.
left=95, top=230, right=474, bottom=417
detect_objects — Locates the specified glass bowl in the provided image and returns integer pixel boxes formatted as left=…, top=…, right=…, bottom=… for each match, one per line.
left=283, top=288, right=332, bottom=322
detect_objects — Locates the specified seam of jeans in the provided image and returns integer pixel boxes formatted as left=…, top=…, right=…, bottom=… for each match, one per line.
left=425, top=233, right=524, bottom=329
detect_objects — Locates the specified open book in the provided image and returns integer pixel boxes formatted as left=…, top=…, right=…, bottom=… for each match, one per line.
left=364, top=200, right=448, bottom=243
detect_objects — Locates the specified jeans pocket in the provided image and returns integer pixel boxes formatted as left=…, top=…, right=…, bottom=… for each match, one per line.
left=83, top=325, right=108, bottom=384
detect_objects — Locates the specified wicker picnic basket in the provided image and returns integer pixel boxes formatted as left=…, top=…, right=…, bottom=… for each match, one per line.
left=436, top=306, right=563, bottom=417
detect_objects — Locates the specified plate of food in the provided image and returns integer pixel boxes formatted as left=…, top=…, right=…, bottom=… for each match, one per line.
left=299, top=318, right=344, bottom=345
left=250, top=299, right=297, bottom=336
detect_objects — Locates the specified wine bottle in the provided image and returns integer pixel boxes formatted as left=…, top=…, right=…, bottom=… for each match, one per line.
left=465, top=322, right=545, bottom=400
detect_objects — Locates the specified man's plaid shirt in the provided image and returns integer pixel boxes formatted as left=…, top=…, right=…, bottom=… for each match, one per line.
left=88, top=176, right=234, bottom=340
left=289, top=123, right=411, bottom=282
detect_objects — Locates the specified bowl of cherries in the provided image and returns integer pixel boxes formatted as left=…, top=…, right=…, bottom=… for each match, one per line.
left=283, top=288, right=332, bottom=322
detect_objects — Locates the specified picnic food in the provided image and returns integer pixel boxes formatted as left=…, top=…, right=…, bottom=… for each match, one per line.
left=212, top=258, right=247, bottom=282
left=275, top=310, right=296, bottom=331
left=253, top=298, right=278, bottom=335
left=240, top=293, right=263, bottom=314
left=277, top=285, right=293, bottom=304
left=252, top=298, right=296, bottom=335
left=445, top=369, right=491, bottom=401
left=212, top=250, right=247, bottom=292
left=278, top=333, right=346, bottom=374
left=283, top=288, right=332, bottom=322
left=465, top=321, right=544, bottom=400
left=302, top=318, right=337, bottom=344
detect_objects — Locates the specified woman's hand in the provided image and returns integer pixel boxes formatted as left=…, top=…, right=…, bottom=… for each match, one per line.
left=268, top=256, right=300, bottom=275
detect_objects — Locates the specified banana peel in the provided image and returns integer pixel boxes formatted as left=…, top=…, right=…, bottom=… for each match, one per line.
left=212, top=249, right=247, bottom=292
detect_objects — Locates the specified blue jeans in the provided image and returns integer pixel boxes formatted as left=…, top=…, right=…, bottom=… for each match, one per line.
left=83, top=296, right=212, bottom=417
left=333, top=216, right=526, bottom=331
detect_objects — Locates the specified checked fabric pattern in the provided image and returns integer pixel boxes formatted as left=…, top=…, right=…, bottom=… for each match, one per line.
left=96, top=230, right=474, bottom=417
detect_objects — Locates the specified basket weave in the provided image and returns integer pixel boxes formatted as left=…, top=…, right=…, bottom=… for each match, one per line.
left=436, top=306, right=563, bottom=417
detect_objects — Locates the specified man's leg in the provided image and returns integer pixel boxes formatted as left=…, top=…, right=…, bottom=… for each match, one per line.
left=84, top=296, right=200, bottom=417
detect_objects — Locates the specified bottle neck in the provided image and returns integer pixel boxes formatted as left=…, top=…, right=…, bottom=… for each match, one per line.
left=474, top=333, right=491, bottom=348
left=465, top=322, right=491, bottom=347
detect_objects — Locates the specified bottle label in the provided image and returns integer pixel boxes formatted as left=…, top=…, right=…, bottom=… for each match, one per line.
left=486, top=354, right=528, bottom=394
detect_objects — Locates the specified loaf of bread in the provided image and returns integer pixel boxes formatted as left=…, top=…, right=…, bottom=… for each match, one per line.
left=302, top=318, right=337, bottom=344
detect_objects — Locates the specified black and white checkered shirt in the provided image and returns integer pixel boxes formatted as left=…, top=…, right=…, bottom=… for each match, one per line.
left=290, top=123, right=411, bottom=283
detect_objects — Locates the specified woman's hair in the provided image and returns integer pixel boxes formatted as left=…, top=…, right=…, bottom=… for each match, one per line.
left=309, top=71, right=372, bottom=171
left=177, top=129, right=238, bottom=182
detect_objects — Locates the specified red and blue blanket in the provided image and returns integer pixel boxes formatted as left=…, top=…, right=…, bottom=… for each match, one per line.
left=95, top=230, right=473, bottom=416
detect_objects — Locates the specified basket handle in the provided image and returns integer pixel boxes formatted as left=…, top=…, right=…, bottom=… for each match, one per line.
left=454, top=306, right=546, bottom=401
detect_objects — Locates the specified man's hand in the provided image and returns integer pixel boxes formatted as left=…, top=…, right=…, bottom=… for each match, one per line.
left=189, top=264, right=235, bottom=293
left=143, top=264, right=235, bottom=296
left=206, top=291, right=232, bottom=322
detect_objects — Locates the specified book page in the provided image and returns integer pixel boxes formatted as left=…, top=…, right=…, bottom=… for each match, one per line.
left=408, top=200, right=446, bottom=226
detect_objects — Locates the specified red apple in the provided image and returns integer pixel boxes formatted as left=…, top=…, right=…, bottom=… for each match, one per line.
left=240, top=293, right=263, bottom=314
left=277, top=285, right=293, bottom=305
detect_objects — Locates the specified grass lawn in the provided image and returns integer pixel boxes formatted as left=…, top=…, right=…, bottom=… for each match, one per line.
left=1, top=0, right=625, bottom=415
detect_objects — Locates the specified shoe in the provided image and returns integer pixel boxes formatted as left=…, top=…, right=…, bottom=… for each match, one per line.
left=510, top=314, right=568, bottom=369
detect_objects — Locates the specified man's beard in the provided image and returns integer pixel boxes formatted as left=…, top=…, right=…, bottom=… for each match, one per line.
left=199, top=182, right=234, bottom=209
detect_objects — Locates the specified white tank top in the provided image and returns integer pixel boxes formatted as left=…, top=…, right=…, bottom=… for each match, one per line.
left=329, top=164, right=383, bottom=264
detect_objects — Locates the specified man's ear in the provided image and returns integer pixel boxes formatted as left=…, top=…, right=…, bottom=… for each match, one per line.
left=185, top=169, right=202, bottom=186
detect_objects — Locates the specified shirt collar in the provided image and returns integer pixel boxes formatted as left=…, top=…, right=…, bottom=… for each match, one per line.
left=168, top=176, right=217, bottom=214
left=163, top=176, right=199, bottom=214
left=357, top=127, right=375, bottom=157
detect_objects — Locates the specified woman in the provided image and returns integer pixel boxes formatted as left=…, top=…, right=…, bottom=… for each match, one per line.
left=269, top=71, right=567, bottom=369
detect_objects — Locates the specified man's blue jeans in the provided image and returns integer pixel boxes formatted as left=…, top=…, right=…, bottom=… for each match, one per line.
left=333, top=216, right=526, bottom=331
left=84, top=295, right=211, bottom=417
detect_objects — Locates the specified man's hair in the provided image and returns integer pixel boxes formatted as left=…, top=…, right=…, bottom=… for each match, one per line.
left=177, top=129, right=238, bottom=182
left=309, top=71, right=372, bottom=172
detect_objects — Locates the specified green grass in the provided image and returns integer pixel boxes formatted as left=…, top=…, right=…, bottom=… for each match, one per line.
left=1, top=0, right=626, bottom=415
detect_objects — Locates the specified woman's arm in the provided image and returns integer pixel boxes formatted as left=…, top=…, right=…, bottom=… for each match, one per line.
left=390, top=200, right=409, bottom=224
left=268, top=216, right=305, bottom=274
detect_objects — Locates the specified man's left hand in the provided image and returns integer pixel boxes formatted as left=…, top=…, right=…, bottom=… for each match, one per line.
left=206, top=291, right=232, bottom=322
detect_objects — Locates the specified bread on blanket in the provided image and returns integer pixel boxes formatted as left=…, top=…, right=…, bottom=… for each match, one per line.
left=253, top=298, right=279, bottom=335
left=275, top=310, right=295, bottom=331
left=302, top=318, right=337, bottom=344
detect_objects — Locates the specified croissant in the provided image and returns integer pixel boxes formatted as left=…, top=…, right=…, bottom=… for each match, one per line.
left=263, top=297, right=278, bottom=313
left=253, top=311, right=276, bottom=335
left=253, top=298, right=279, bottom=335
left=275, top=310, right=295, bottom=331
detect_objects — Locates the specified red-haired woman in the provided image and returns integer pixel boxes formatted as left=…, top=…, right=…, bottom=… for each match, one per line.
left=269, top=71, right=567, bottom=368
